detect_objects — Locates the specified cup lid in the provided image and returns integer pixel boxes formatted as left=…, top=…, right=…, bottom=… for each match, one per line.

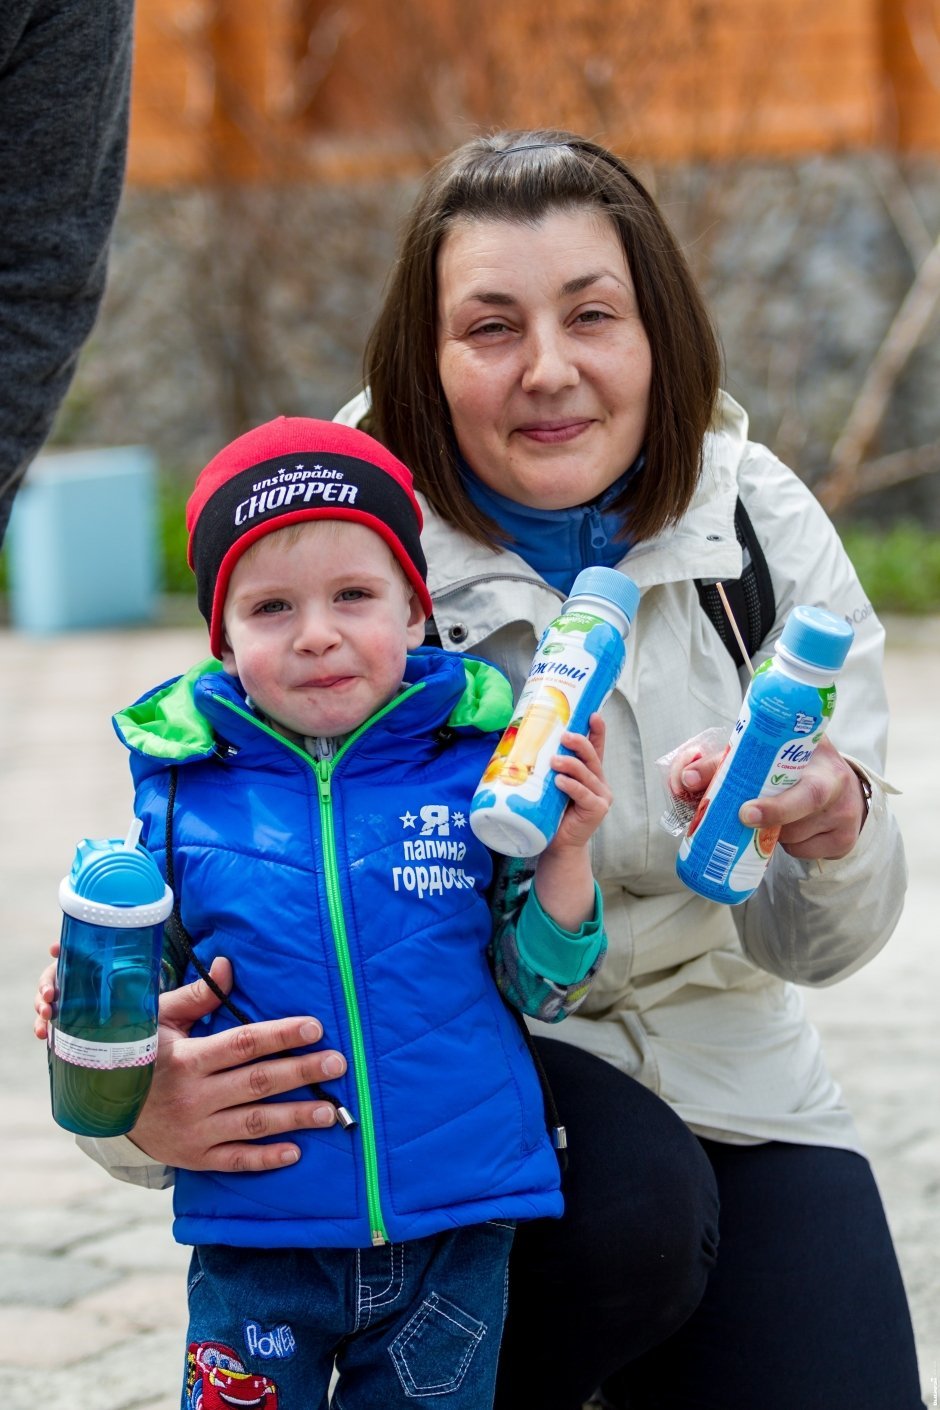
left=69, top=835, right=167, bottom=907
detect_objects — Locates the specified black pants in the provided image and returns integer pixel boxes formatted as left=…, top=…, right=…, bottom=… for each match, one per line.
left=495, top=1040, right=924, bottom=1410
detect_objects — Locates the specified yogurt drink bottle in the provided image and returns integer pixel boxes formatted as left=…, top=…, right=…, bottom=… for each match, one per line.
left=470, top=566, right=640, bottom=857
left=676, top=605, right=854, bottom=905
left=49, top=821, right=172, bottom=1136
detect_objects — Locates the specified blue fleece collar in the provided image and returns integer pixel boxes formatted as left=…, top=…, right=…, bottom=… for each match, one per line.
left=458, top=454, right=642, bottom=594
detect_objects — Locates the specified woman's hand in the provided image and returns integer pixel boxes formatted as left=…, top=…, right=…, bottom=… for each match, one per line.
left=737, top=736, right=866, bottom=860
left=671, top=735, right=867, bottom=861
left=39, top=952, right=348, bottom=1172
left=125, top=958, right=348, bottom=1172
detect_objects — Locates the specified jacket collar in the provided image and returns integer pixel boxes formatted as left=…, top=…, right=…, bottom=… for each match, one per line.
left=115, top=648, right=511, bottom=770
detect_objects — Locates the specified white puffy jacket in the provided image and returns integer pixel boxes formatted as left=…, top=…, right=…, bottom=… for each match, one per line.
left=338, top=388, right=906, bottom=1150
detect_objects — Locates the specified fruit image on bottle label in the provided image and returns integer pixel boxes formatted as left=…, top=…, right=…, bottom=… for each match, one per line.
left=470, top=608, right=627, bottom=856
left=754, top=825, right=781, bottom=860
left=480, top=724, right=518, bottom=783
left=491, top=687, right=570, bottom=789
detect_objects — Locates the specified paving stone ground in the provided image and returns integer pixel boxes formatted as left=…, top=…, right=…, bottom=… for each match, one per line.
left=1, top=616, right=937, bottom=1410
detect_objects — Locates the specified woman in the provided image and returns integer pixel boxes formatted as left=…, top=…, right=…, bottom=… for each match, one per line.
left=56, top=130, right=921, bottom=1408
left=333, top=130, right=921, bottom=1408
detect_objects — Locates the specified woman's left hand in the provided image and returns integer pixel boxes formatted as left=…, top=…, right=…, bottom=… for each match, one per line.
left=674, top=735, right=867, bottom=861
left=737, top=736, right=867, bottom=860
left=548, top=716, right=612, bottom=851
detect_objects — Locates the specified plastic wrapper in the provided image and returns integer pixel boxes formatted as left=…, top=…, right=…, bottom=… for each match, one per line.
left=655, top=726, right=728, bottom=837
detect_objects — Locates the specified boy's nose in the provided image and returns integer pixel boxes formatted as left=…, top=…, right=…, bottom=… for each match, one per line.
left=293, top=609, right=340, bottom=652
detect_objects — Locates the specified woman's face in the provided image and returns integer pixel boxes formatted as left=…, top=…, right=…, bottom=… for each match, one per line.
left=436, top=208, right=652, bottom=510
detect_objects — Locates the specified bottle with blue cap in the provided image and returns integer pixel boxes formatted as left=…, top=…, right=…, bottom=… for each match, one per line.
left=470, top=566, right=640, bottom=857
left=49, top=820, right=173, bottom=1136
left=676, top=605, right=855, bottom=905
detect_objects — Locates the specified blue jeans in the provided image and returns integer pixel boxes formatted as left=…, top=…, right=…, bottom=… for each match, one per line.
left=183, top=1221, right=515, bottom=1410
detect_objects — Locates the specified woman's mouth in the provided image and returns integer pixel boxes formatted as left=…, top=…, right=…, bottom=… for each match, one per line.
left=514, top=419, right=593, bottom=445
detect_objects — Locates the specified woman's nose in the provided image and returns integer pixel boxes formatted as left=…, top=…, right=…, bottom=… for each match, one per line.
left=520, top=325, right=579, bottom=394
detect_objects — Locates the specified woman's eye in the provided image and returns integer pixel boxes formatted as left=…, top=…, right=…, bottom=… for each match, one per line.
left=574, top=308, right=611, bottom=326
left=469, top=319, right=511, bottom=337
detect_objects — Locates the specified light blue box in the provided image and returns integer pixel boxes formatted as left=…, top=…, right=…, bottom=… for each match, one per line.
left=7, top=446, right=159, bottom=633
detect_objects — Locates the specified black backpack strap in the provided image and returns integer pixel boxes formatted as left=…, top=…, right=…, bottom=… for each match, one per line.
left=695, top=497, right=775, bottom=667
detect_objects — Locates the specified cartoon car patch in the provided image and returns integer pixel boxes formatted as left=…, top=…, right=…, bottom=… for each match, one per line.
left=186, top=1340, right=279, bottom=1409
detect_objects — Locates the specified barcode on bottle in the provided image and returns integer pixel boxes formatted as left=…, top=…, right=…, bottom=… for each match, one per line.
left=703, top=839, right=738, bottom=885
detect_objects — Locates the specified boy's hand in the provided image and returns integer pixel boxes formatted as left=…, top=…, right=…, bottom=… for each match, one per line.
left=546, top=716, right=612, bottom=853
left=33, top=942, right=60, bottom=1041
left=532, top=717, right=610, bottom=933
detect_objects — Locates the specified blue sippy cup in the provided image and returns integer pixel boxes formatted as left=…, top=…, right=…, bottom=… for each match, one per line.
left=49, top=820, right=172, bottom=1136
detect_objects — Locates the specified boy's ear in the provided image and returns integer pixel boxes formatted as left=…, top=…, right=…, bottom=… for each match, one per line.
left=406, top=591, right=428, bottom=649
left=219, top=627, right=239, bottom=676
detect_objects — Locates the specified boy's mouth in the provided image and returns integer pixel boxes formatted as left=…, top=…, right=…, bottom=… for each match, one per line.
left=293, top=674, right=356, bottom=691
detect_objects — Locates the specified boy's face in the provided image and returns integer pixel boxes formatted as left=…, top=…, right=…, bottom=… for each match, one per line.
left=221, top=520, right=427, bottom=739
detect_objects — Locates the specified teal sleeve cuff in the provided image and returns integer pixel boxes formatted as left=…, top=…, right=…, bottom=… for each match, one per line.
left=516, top=882, right=604, bottom=986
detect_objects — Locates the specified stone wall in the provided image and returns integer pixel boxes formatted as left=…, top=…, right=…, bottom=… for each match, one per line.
left=55, top=153, right=940, bottom=526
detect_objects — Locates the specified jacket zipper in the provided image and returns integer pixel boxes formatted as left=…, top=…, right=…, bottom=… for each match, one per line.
left=216, top=687, right=426, bottom=1248
left=581, top=504, right=608, bottom=556
left=315, top=757, right=387, bottom=1246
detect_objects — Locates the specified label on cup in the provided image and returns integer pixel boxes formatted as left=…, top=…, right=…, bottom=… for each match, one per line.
left=52, top=1029, right=158, bottom=1070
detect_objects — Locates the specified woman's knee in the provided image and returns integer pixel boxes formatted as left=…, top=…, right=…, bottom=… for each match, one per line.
left=522, top=1041, right=719, bottom=1325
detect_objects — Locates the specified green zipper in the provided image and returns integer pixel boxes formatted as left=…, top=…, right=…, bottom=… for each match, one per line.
left=216, top=685, right=425, bottom=1248
left=314, top=758, right=386, bottom=1245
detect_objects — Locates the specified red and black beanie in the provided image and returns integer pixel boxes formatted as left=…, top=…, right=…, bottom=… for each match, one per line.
left=186, top=417, right=433, bottom=658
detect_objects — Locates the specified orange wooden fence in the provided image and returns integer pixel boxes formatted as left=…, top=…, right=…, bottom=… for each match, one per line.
left=127, top=0, right=940, bottom=185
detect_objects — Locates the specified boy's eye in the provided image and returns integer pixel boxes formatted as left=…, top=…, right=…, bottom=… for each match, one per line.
left=256, top=599, right=289, bottom=615
left=337, top=588, right=369, bottom=602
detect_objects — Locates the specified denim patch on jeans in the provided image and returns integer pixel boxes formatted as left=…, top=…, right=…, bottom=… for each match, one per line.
left=183, top=1221, right=515, bottom=1409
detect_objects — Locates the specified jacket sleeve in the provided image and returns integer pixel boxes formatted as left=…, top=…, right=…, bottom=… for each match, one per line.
left=75, top=1132, right=176, bottom=1190
left=488, top=856, right=607, bottom=1021
left=73, top=926, right=182, bottom=1189
left=731, top=446, right=907, bottom=985
left=0, top=0, right=133, bottom=542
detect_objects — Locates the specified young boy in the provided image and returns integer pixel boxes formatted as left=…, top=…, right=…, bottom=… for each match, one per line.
left=40, top=417, right=610, bottom=1409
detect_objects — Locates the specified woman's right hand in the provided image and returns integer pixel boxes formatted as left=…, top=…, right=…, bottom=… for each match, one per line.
left=37, top=951, right=348, bottom=1173
left=126, top=957, right=348, bottom=1172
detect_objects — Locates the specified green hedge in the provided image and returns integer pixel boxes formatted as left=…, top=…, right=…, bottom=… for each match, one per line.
left=838, top=523, right=940, bottom=615
left=158, top=476, right=194, bottom=594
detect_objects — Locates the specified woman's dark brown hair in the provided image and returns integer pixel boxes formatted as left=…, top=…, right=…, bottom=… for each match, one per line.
left=364, top=129, right=722, bottom=546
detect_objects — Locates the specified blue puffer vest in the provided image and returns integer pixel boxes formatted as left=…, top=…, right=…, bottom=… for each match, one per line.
left=114, top=648, right=563, bottom=1249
